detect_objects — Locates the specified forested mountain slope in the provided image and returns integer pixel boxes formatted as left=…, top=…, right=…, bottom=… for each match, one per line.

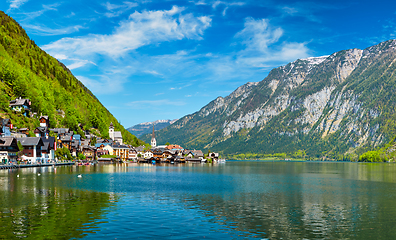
left=142, top=40, right=396, bottom=159
left=0, top=11, right=144, bottom=146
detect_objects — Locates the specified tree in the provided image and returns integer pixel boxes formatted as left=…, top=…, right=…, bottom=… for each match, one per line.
left=17, top=141, right=24, bottom=158
left=165, top=142, right=170, bottom=146
left=91, top=136, right=97, bottom=146
left=55, top=147, right=73, bottom=160
left=78, top=153, right=86, bottom=160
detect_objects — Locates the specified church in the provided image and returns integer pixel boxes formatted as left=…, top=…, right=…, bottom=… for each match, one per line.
left=151, top=124, right=156, bottom=148
left=109, top=122, right=123, bottom=145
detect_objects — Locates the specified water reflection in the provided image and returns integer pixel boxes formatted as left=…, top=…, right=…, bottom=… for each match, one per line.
left=2, top=162, right=396, bottom=239
left=0, top=167, right=115, bottom=239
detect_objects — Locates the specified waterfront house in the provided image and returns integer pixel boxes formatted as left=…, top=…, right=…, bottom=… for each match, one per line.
left=112, top=143, right=129, bottom=161
left=59, top=133, right=73, bottom=150
left=82, top=145, right=96, bottom=160
left=9, top=97, right=31, bottom=117
left=17, top=137, right=44, bottom=164
left=175, top=155, right=185, bottom=163
left=0, top=137, right=18, bottom=164
left=208, top=152, right=219, bottom=161
left=70, top=139, right=79, bottom=157
left=152, top=148, right=164, bottom=158
left=41, top=136, right=56, bottom=161
left=103, top=144, right=114, bottom=155
left=161, top=150, right=174, bottom=162
left=144, top=150, right=154, bottom=159
left=187, top=150, right=204, bottom=160
left=129, top=148, right=137, bottom=160
left=97, top=149, right=109, bottom=158
left=135, top=146, right=145, bottom=157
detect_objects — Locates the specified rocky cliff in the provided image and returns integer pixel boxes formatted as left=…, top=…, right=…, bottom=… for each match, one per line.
left=141, top=40, right=396, bottom=157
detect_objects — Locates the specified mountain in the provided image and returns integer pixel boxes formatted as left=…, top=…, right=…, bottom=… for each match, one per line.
left=141, top=40, right=396, bottom=159
left=0, top=11, right=144, bottom=146
left=127, top=119, right=178, bottom=137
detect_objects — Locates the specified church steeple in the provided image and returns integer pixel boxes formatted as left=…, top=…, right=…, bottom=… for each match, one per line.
left=151, top=124, right=156, bottom=148
left=109, top=122, right=114, bottom=140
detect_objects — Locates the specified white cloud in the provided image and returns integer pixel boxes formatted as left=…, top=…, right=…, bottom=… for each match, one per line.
left=103, top=1, right=138, bottom=18
left=67, top=60, right=95, bottom=70
left=212, top=1, right=245, bottom=9
left=144, top=70, right=162, bottom=76
left=21, top=24, right=84, bottom=36
left=236, top=18, right=283, bottom=52
left=42, top=6, right=212, bottom=58
left=235, top=17, right=310, bottom=66
left=8, top=0, right=29, bottom=10
left=212, top=1, right=245, bottom=16
left=190, top=0, right=208, bottom=5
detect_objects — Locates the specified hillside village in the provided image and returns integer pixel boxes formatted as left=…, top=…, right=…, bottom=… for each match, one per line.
left=1, top=97, right=220, bottom=165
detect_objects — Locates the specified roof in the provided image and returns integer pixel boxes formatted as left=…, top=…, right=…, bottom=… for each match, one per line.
left=192, top=150, right=204, bottom=157
left=40, top=115, right=49, bottom=121
left=50, top=128, right=69, bottom=134
left=152, top=149, right=164, bottom=154
left=97, top=138, right=110, bottom=143
left=135, top=146, right=145, bottom=152
left=73, top=134, right=81, bottom=140
left=9, top=98, right=30, bottom=107
left=0, top=137, right=18, bottom=147
left=166, top=144, right=183, bottom=150
left=35, top=127, right=49, bottom=133
left=95, top=142, right=111, bottom=148
left=112, top=143, right=129, bottom=149
left=60, top=134, right=72, bottom=141
left=17, top=137, right=43, bottom=147
left=41, top=137, right=55, bottom=149
left=42, top=142, right=50, bottom=151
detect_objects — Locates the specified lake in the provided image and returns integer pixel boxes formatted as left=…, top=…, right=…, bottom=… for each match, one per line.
left=1, top=161, right=396, bottom=239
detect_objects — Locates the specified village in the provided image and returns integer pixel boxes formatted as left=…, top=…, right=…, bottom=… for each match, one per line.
left=0, top=97, right=222, bottom=167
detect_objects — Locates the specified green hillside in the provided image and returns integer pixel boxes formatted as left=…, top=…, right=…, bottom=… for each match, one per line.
left=0, top=11, right=144, bottom=146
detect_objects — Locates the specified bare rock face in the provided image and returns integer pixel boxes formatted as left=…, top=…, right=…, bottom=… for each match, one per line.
left=151, top=40, right=396, bottom=156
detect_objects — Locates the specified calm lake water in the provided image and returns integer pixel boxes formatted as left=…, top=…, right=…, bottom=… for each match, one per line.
left=1, top=161, right=396, bottom=239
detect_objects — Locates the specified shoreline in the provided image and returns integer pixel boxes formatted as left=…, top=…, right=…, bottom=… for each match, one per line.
left=0, top=161, right=75, bottom=169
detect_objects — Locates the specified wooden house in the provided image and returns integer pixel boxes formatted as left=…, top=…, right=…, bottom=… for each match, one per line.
left=0, top=137, right=18, bottom=164
left=17, top=137, right=44, bottom=163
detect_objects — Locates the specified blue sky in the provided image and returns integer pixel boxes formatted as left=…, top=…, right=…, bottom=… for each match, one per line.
left=2, top=0, right=396, bottom=128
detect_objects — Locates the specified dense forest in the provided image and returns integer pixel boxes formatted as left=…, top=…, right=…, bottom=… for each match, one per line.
left=0, top=11, right=144, bottom=146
